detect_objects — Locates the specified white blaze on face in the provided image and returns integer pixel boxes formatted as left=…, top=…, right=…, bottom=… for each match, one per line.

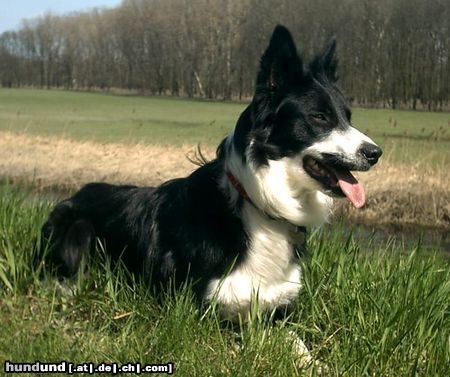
left=304, top=126, right=378, bottom=162
left=302, top=125, right=379, bottom=208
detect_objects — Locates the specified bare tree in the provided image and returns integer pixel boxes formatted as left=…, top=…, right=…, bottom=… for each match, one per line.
left=0, top=0, right=447, bottom=109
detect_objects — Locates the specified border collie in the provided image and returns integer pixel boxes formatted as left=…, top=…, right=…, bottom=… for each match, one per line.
left=39, top=26, right=381, bottom=326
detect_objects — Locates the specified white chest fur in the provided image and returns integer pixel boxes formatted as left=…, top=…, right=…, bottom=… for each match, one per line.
left=204, top=204, right=303, bottom=320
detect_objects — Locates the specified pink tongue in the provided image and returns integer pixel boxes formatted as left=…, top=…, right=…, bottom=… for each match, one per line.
left=334, top=170, right=366, bottom=208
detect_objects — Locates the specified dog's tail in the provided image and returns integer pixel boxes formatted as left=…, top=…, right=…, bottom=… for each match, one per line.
left=36, top=199, right=94, bottom=278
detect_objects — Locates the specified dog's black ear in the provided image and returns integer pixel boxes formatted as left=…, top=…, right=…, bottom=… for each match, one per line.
left=310, top=37, right=338, bottom=82
left=257, top=25, right=303, bottom=92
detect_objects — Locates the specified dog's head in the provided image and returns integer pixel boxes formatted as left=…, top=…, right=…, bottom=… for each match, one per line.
left=228, top=25, right=382, bottom=225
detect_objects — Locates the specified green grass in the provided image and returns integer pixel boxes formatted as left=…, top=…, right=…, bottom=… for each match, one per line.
left=1, top=184, right=449, bottom=376
left=0, top=89, right=243, bottom=146
left=0, top=88, right=449, bottom=166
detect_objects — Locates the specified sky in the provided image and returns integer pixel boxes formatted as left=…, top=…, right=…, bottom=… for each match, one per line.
left=0, top=0, right=122, bottom=33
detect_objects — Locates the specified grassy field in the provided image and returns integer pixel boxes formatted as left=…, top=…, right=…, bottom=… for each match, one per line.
left=0, top=88, right=449, bottom=166
left=0, top=89, right=449, bottom=375
left=0, top=89, right=242, bottom=146
left=0, top=184, right=449, bottom=376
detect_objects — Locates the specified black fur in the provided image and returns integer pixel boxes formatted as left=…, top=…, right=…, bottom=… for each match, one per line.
left=40, top=162, right=249, bottom=300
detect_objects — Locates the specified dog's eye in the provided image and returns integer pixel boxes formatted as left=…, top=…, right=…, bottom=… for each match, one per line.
left=311, top=113, right=327, bottom=122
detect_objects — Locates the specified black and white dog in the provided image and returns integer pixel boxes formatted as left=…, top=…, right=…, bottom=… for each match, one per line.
left=39, top=26, right=381, bottom=322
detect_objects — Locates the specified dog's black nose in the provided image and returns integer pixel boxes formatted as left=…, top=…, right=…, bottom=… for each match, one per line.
left=360, top=143, right=382, bottom=165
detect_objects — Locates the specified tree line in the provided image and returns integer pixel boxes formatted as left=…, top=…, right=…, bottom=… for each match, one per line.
left=0, top=0, right=448, bottom=110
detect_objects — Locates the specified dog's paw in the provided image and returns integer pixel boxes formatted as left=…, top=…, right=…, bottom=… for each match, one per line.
left=289, top=331, right=313, bottom=368
left=289, top=331, right=329, bottom=374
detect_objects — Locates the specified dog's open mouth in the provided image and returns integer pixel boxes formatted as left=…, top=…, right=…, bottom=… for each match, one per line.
left=303, top=156, right=366, bottom=208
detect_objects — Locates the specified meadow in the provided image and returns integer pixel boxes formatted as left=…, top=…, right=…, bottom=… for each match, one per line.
left=0, top=89, right=449, bottom=166
left=0, top=185, right=449, bottom=376
left=0, top=88, right=449, bottom=376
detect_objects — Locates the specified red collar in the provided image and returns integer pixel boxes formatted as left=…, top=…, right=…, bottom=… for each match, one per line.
left=225, top=171, right=254, bottom=205
left=225, top=170, right=307, bottom=243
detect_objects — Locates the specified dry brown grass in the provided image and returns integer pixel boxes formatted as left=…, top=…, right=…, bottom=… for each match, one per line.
left=1, top=131, right=448, bottom=230
left=336, top=163, right=449, bottom=229
left=0, top=131, right=214, bottom=189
